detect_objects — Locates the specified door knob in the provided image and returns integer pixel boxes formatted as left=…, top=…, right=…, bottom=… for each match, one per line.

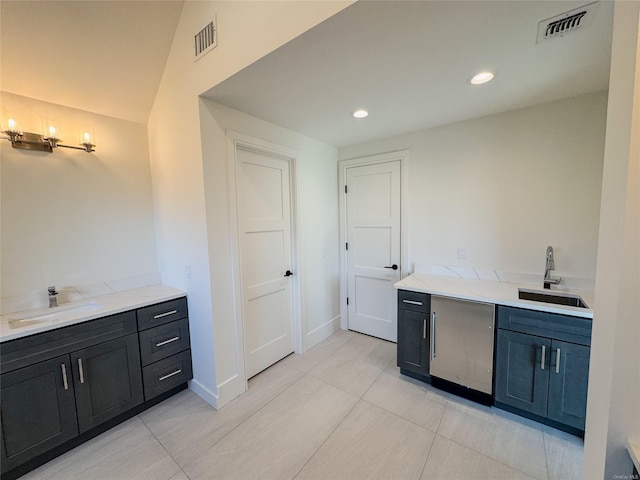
left=384, top=264, right=399, bottom=270
left=284, top=270, right=293, bottom=277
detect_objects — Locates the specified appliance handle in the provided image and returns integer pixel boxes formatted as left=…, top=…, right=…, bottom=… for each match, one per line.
left=541, top=345, right=546, bottom=370
left=431, top=312, right=437, bottom=359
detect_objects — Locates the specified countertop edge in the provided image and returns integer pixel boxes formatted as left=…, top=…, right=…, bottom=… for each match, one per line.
left=0, top=285, right=187, bottom=343
left=628, top=439, right=640, bottom=474
left=395, top=274, right=594, bottom=319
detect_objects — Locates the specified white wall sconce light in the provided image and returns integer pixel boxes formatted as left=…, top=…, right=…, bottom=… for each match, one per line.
left=1, top=118, right=95, bottom=153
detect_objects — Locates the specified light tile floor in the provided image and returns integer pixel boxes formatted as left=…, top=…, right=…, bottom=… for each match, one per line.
left=21, top=330, right=584, bottom=480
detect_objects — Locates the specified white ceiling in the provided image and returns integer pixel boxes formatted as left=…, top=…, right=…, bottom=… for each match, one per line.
left=1, top=0, right=184, bottom=124
left=204, top=0, right=614, bottom=148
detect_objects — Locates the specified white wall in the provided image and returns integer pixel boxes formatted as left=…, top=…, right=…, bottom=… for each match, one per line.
left=583, top=2, right=640, bottom=478
left=339, top=93, right=608, bottom=287
left=198, top=100, right=340, bottom=398
left=1, top=92, right=158, bottom=312
left=147, top=0, right=353, bottom=408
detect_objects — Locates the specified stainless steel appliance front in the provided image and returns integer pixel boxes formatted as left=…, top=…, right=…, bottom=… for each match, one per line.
left=429, top=295, right=495, bottom=394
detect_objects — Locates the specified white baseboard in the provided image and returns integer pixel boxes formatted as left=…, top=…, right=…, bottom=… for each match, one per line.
left=188, top=372, right=247, bottom=410
left=304, top=315, right=341, bottom=351
left=188, top=379, right=220, bottom=409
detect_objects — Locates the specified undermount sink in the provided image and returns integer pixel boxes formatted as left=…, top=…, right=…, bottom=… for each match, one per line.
left=7, top=301, right=102, bottom=329
left=518, top=288, right=589, bottom=309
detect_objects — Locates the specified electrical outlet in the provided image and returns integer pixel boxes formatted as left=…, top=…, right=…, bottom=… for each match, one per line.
left=457, top=248, right=467, bottom=260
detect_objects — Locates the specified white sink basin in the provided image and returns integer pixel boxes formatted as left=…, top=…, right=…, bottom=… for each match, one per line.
left=7, top=301, right=102, bottom=329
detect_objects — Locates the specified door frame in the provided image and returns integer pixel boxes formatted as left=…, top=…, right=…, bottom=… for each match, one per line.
left=338, top=150, right=410, bottom=332
left=226, top=130, right=302, bottom=387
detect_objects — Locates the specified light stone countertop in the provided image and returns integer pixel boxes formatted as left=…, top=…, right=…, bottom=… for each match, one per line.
left=395, top=273, right=594, bottom=319
left=0, top=284, right=186, bottom=343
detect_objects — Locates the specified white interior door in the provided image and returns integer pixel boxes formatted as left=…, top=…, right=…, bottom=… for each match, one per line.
left=236, top=146, right=294, bottom=378
left=346, top=160, right=401, bottom=341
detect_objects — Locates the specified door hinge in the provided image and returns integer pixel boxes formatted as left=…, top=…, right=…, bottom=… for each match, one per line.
left=345, top=242, right=348, bottom=250
left=347, top=297, right=349, bottom=305
left=345, top=185, right=348, bottom=194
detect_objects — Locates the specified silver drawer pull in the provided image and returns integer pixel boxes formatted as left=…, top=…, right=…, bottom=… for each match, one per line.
left=78, top=358, right=85, bottom=384
left=156, top=336, right=180, bottom=347
left=159, top=369, right=182, bottom=382
left=556, top=348, right=561, bottom=374
left=153, top=309, right=178, bottom=319
left=61, top=364, right=69, bottom=390
left=402, top=300, right=423, bottom=306
left=541, top=345, right=546, bottom=370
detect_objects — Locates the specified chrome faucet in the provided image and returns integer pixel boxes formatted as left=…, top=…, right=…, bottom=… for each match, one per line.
left=543, top=246, right=561, bottom=289
left=48, top=286, right=59, bottom=308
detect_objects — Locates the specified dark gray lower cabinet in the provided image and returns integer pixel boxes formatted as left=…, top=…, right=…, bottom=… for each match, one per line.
left=547, top=340, right=590, bottom=429
left=495, top=330, right=551, bottom=417
left=0, top=355, right=79, bottom=472
left=397, top=308, right=430, bottom=376
left=71, top=334, right=143, bottom=433
left=0, top=297, right=191, bottom=477
left=495, top=306, right=591, bottom=432
left=397, top=290, right=430, bottom=379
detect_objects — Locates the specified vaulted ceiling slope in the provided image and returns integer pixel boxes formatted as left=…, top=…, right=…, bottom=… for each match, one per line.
left=204, top=1, right=613, bottom=147
left=1, top=0, right=184, bottom=124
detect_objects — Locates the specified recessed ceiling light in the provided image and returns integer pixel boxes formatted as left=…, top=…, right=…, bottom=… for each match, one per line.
left=352, top=109, right=369, bottom=118
left=469, top=71, right=495, bottom=85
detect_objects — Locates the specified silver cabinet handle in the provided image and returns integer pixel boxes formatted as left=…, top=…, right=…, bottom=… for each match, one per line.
left=156, top=336, right=180, bottom=347
left=423, top=319, right=427, bottom=339
left=556, top=348, right=561, bottom=374
left=541, top=345, right=546, bottom=370
left=159, top=369, right=182, bottom=382
left=431, top=312, right=437, bottom=359
left=61, top=363, right=69, bottom=390
left=153, top=309, right=178, bottom=319
left=78, top=358, right=85, bottom=384
left=402, top=300, right=422, bottom=306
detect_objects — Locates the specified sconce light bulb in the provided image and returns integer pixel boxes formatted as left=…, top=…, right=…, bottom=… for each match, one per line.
left=83, top=132, right=91, bottom=142
left=7, top=118, right=16, bottom=130
left=48, top=125, right=57, bottom=137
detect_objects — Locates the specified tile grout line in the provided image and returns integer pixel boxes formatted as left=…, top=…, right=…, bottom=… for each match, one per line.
left=436, top=401, right=548, bottom=480
left=137, top=412, right=193, bottom=480
left=290, top=395, right=362, bottom=480
left=178, top=371, right=309, bottom=472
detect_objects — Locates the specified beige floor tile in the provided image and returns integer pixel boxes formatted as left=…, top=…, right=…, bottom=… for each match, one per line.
left=296, top=400, right=435, bottom=480
left=437, top=401, right=548, bottom=479
left=183, top=375, right=357, bottom=480
left=282, top=329, right=357, bottom=373
left=543, top=425, right=584, bottom=480
left=364, top=365, right=447, bottom=432
left=422, top=435, right=537, bottom=479
left=309, top=333, right=395, bottom=397
left=21, top=417, right=180, bottom=480
left=140, top=361, right=303, bottom=467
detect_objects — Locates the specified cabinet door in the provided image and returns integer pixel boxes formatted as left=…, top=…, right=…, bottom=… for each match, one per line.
left=397, top=308, right=430, bottom=376
left=547, top=340, right=590, bottom=430
left=71, top=334, right=143, bottom=433
left=495, top=330, right=550, bottom=417
left=0, top=355, right=79, bottom=473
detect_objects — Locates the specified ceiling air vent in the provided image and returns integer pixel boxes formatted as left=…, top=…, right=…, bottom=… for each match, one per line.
left=194, top=17, right=217, bottom=61
left=537, top=2, right=597, bottom=43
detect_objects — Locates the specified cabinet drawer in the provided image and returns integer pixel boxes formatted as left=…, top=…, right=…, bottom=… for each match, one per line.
left=137, top=297, right=187, bottom=331
left=142, top=350, right=192, bottom=401
left=497, top=306, right=591, bottom=346
left=0, top=311, right=137, bottom=374
left=139, top=318, right=190, bottom=366
left=397, top=290, right=429, bottom=313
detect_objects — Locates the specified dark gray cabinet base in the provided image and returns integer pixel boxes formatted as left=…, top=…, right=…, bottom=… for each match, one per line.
left=494, top=306, right=591, bottom=436
left=1, top=296, right=192, bottom=480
